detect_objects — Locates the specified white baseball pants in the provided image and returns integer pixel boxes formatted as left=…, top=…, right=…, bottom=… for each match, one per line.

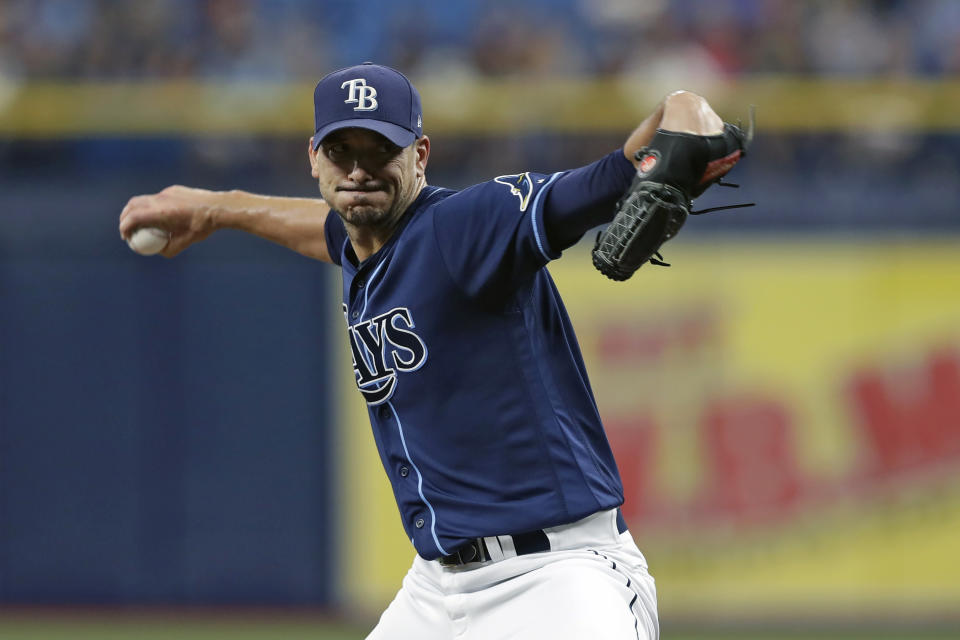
left=366, top=509, right=659, bottom=640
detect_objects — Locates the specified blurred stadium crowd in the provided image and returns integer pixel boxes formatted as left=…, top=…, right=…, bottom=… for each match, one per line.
left=2, top=0, right=959, bottom=237
left=2, top=0, right=960, bottom=80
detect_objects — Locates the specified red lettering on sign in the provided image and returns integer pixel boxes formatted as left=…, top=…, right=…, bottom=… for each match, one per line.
left=847, top=348, right=960, bottom=479
left=597, top=307, right=718, bottom=365
left=697, top=395, right=803, bottom=521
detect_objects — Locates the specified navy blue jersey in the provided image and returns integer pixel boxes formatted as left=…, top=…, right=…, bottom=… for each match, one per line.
left=324, top=150, right=634, bottom=559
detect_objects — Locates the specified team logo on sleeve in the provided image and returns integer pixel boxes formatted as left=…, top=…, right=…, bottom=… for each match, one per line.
left=494, top=172, right=535, bottom=212
left=343, top=304, right=428, bottom=405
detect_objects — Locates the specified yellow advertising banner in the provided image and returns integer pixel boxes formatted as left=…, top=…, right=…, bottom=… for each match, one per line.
left=6, top=78, right=960, bottom=136
left=338, top=239, right=960, bottom=621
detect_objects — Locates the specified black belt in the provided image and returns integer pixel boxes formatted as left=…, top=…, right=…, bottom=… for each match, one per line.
left=438, top=509, right=628, bottom=567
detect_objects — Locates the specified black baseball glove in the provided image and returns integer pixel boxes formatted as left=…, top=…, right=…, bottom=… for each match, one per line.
left=592, top=109, right=755, bottom=281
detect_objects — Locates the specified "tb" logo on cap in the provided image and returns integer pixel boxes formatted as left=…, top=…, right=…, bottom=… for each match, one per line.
left=341, top=78, right=378, bottom=111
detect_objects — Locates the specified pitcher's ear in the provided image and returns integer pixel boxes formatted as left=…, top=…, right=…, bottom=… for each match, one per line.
left=308, top=137, right=320, bottom=179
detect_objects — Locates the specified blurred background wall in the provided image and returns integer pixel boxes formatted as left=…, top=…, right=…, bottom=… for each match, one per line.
left=1, top=0, right=959, bottom=636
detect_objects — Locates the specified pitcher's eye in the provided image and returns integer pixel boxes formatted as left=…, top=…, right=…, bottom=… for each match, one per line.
left=325, top=143, right=347, bottom=158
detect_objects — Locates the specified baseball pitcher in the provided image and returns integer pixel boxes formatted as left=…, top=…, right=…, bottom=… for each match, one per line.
left=119, top=62, right=751, bottom=639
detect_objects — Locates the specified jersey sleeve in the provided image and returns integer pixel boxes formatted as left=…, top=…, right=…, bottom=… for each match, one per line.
left=542, top=149, right=637, bottom=252
left=323, top=208, right=348, bottom=267
left=432, top=170, right=564, bottom=301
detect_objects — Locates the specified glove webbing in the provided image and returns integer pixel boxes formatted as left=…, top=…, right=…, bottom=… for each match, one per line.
left=592, top=181, right=689, bottom=281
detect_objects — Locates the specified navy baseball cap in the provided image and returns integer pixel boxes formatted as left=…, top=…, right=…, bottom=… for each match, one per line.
left=312, top=62, right=423, bottom=150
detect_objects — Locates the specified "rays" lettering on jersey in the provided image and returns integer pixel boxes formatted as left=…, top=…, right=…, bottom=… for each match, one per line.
left=344, top=305, right=428, bottom=405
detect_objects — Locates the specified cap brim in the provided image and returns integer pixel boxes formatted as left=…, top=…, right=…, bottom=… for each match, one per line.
left=312, top=119, right=417, bottom=150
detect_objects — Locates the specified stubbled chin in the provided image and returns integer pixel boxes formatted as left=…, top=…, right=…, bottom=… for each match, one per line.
left=338, top=202, right=391, bottom=227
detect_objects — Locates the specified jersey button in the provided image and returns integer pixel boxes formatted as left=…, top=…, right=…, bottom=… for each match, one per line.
left=378, top=406, right=390, bottom=419
left=351, top=309, right=359, bottom=319
left=399, top=466, right=409, bottom=477
left=355, top=279, right=365, bottom=289
left=415, top=518, right=425, bottom=529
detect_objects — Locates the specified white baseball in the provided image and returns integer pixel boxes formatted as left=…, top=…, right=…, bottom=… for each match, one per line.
left=127, top=227, right=170, bottom=256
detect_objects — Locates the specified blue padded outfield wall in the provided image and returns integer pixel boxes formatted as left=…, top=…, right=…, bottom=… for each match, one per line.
left=0, top=139, right=336, bottom=604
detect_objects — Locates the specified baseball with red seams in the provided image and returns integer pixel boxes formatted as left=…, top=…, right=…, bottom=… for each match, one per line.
left=127, top=227, right=170, bottom=255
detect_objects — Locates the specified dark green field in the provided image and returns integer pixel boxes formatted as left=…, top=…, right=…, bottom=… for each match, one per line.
left=1, top=613, right=957, bottom=640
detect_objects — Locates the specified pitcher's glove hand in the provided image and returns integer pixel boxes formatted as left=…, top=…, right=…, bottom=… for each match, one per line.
left=592, top=111, right=755, bottom=282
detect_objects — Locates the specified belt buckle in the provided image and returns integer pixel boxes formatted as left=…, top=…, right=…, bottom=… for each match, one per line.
left=439, top=538, right=487, bottom=566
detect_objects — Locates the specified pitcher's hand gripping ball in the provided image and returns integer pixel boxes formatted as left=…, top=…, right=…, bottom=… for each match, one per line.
left=592, top=109, right=755, bottom=281
left=126, top=227, right=170, bottom=255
